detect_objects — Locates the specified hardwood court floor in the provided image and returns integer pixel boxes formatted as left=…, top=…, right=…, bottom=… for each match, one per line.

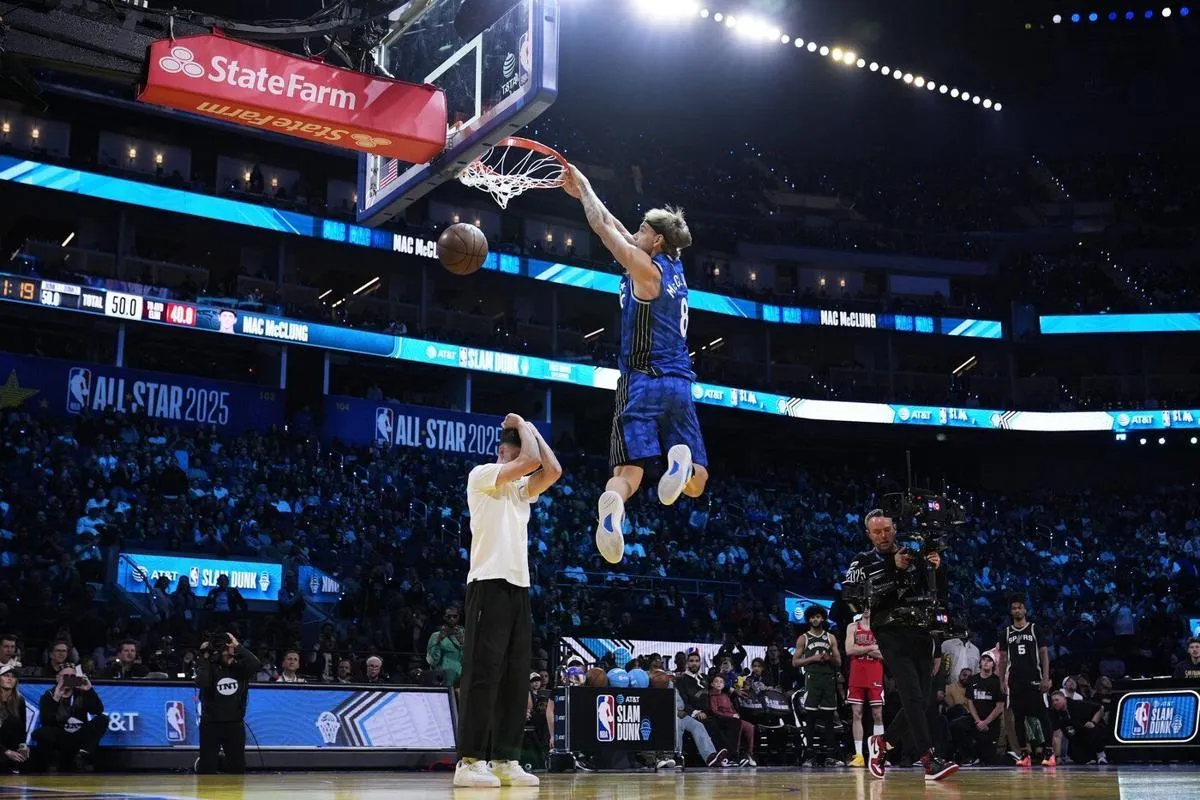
left=2, top=766, right=1199, bottom=800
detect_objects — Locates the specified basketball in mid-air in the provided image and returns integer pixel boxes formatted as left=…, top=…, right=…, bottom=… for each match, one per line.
left=437, top=222, right=489, bottom=275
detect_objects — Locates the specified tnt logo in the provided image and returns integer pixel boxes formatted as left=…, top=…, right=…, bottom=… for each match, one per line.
left=216, top=678, right=239, bottom=696
left=66, top=367, right=91, bottom=414
left=596, top=694, right=616, bottom=742
left=1133, top=701, right=1151, bottom=736
left=158, top=46, right=205, bottom=79
left=375, top=407, right=394, bottom=445
left=351, top=133, right=393, bottom=149
left=165, top=701, right=187, bottom=743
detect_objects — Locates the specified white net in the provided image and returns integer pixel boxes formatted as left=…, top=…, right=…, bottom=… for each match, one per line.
left=458, top=141, right=567, bottom=209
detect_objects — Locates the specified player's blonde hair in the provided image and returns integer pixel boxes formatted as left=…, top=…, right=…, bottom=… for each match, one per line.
left=643, top=206, right=692, bottom=259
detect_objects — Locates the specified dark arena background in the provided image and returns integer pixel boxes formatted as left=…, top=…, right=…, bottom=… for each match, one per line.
left=0, top=0, right=1199, bottom=797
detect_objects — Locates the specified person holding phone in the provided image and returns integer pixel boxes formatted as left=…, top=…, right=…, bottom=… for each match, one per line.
left=0, top=664, right=30, bottom=773
left=33, top=665, right=107, bottom=772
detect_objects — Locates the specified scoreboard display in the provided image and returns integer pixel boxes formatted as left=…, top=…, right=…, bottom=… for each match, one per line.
left=0, top=275, right=197, bottom=327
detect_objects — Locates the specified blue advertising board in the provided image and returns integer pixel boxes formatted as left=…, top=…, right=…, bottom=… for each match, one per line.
left=323, top=396, right=507, bottom=458
left=17, top=681, right=455, bottom=749
left=1041, top=312, right=1200, bottom=335
left=1114, top=690, right=1200, bottom=744
left=298, top=565, right=343, bottom=604
left=116, top=552, right=282, bottom=602
left=0, top=352, right=283, bottom=432
left=783, top=596, right=835, bottom=625
left=4, top=275, right=1200, bottom=434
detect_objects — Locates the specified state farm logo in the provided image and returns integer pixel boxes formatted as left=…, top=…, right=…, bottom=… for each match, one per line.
left=351, top=133, right=392, bottom=149
left=153, top=43, right=358, bottom=112
left=159, top=46, right=205, bottom=78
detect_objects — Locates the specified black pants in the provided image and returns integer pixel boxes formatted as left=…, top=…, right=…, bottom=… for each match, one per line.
left=875, top=626, right=935, bottom=757
left=458, top=579, right=532, bottom=762
left=949, top=716, right=1001, bottom=763
left=1063, top=727, right=1106, bottom=763
left=1010, top=683, right=1052, bottom=755
left=33, top=716, right=108, bottom=769
left=197, top=720, right=246, bottom=774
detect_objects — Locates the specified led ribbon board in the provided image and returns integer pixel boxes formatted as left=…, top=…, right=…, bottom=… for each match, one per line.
left=2, top=272, right=1195, bottom=433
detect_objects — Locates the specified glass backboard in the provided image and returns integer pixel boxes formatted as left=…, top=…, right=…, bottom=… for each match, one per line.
left=356, top=0, right=559, bottom=225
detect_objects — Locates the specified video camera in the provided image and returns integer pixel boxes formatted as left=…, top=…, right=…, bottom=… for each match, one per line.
left=204, top=631, right=232, bottom=661
left=845, top=490, right=966, bottom=638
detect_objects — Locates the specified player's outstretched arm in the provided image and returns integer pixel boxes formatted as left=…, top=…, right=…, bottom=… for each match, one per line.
left=523, top=421, right=562, bottom=500
left=563, top=164, right=634, bottom=244
left=564, top=166, right=660, bottom=291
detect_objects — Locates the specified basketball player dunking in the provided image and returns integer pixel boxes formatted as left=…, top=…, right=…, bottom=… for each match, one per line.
left=845, top=609, right=885, bottom=767
left=563, top=165, right=709, bottom=563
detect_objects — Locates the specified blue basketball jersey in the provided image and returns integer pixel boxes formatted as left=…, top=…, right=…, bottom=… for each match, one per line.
left=618, top=253, right=694, bottom=380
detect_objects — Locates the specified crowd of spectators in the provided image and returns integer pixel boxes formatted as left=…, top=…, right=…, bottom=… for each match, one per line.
left=2, top=405, right=1197, bottom=701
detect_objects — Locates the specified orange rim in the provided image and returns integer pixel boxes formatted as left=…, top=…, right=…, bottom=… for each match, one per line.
left=493, top=136, right=569, bottom=167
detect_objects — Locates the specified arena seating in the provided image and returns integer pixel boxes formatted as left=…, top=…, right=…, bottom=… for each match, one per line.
left=2, top=408, right=1197, bottom=689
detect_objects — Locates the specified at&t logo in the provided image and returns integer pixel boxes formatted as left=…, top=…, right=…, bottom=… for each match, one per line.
left=158, top=46, right=205, bottom=78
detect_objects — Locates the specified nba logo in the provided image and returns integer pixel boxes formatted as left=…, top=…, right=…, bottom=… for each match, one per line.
left=375, top=407, right=394, bottom=446
left=165, top=701, right=187, bottom=743
left=596, top=695, right=616, bottom=742
left=1133, top=701, right=1151, bottom=736
left=66, top=367, right=92, bottom=414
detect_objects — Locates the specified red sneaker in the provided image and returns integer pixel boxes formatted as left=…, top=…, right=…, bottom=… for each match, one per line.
left=1041, top=754, right=1057, bottom=768
left=922, top=751, right=960, bottom=782
left=867, top=735, right=887, bottom=779
left=1015, top=755, right=1032, bottom=767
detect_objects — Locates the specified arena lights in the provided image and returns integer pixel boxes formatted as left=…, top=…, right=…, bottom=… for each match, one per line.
left=683, top=6, right=1003, bottom=111
left=1055, top=7, right=1190, bottom=23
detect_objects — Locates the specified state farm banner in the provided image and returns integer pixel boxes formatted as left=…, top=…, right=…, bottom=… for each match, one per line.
left=138, top=34, right=447, bottom=161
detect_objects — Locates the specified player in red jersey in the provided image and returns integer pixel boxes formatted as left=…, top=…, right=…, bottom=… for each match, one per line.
left=845, top=609, right=885, bottom=767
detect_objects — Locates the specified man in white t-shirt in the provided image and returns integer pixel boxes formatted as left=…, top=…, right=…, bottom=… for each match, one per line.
left=941, top=631, right=981, bottom=684
left=455, top=414, right=561, bottom=789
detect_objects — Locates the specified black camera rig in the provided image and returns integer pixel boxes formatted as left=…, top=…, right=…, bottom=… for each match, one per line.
left=845, top=489, right=967, bottom=638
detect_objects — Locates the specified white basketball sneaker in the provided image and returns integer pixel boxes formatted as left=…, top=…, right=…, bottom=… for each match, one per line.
left=657, top=444, right=693, bottom=506
left=454, top=759, right=501, bottom=788
left=489, top=760, right=540, bottom=786
left=595, top=490, right=626, bottom=564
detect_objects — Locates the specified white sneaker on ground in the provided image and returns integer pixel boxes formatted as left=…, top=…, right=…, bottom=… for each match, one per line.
left=655, top=756, right=677, bottom=770
left=595, top=490, right=626, bottom=563
left=657, top=444, right=694, bottom=506
left=454, top=759, right=501, bottom=788
left=489, top=760, right=539, bottom=786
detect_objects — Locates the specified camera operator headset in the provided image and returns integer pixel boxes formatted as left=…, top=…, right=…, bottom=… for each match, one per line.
left=842, top=508, right=958, bottom=781
left=195, top=632, right=260, bottom=774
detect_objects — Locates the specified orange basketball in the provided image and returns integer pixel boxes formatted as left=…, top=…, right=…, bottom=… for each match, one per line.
left=649, top=669, right=673, bottom=689
left=584, top=667, right=609, bottom=687
left=437, top=222, right=489, bottom=275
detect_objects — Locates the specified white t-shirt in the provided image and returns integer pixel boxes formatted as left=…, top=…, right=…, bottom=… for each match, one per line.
left=466, top=463, right=532, bottom=588
left=941, top=637, right=981, bottom=679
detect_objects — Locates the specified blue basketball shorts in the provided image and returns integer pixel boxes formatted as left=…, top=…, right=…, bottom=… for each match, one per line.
left=609, top=372, right=708, bottom=470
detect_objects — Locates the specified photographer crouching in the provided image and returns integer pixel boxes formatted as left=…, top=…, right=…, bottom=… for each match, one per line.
left=195, top=632, right=260, bottom=774
left=34, top=664, right=107, bottom=772
left=842, top=500, right=961, bottom=782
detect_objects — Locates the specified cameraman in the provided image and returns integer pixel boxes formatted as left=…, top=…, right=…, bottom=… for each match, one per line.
left=843, top=509, right=958, bottom=781
left=195, top=633, right=260, bottom=774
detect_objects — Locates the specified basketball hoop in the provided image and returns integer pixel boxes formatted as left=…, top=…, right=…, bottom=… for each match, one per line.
left=458, top=137, right=568, bottom=209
